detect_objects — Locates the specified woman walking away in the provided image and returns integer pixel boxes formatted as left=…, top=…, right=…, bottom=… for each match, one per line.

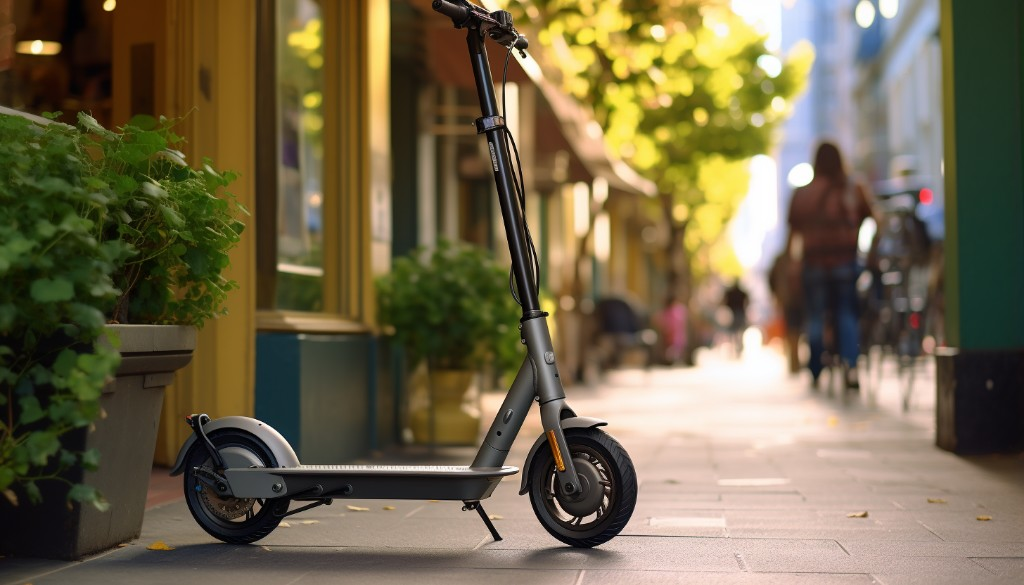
left=787, top=142, right=876, bottom=391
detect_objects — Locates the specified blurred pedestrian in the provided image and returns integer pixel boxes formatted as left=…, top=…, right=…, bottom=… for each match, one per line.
left=769, top=247, right=804, bottom=374
left=787, top=141, right=876, bottom=390
left=721, top=280, right=749, bottom=357
left=657, top=293, right=688, bottom=365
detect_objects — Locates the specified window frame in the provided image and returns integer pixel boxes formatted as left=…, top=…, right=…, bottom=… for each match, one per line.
left=254, top=0, right=372, bottom=333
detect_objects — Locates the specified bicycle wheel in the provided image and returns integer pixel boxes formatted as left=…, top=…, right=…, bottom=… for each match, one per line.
left=182, top=429, right=285, bottom=544
left=528, top=427, right=637, bottom=548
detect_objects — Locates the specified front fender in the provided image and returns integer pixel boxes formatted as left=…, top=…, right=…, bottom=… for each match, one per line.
left=169, top=416, right=301, bottom=476
left=518, top=416, right=607, bottom=495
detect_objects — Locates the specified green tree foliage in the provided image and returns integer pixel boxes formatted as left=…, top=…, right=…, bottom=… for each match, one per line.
left=505, top=0, right=812, bottom=282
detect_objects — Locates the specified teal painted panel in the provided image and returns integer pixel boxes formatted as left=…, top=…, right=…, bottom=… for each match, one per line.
left=254, top=334, right=301, bottom=449
left=297, top=334, right=372, bottom=464
left=255, top=333, right=376, bottom=463
left=374, top=337, right=403, bottom=450
left=949, top=1, right=1024, bottom=349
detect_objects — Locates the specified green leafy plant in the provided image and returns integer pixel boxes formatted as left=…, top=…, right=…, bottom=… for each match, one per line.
left=376, top=240, right=524, bottom=373
left=0, top=111, right=245, bottom=509
left=79, top=113, right=246, bottom=326
left=0, top=113, right=126, bottom=508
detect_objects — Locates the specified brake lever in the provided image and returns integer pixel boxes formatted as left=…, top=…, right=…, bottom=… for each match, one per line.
left=435, top=0, right=528, bottom=54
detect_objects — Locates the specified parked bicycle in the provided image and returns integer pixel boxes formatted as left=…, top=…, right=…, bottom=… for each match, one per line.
left=861, top=191, right=931, bottom=410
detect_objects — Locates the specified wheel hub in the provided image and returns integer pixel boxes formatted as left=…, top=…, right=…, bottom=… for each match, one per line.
left=557, top=456, right=604, bottom=517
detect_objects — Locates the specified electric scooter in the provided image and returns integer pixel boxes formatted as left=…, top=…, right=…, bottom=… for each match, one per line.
left=171, top=0, right=637, bottom=548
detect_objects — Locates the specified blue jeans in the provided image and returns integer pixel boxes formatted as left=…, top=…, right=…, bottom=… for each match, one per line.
left=802, top=261, right=861, bottom=380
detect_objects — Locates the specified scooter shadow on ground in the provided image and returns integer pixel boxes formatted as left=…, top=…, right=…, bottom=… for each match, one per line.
left=522, top=545, right=620, bottom=562
left=158, top=542, right=621, bottom=570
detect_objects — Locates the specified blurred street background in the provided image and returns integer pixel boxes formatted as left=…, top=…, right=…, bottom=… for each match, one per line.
left=2, top=0, right=1023, bottom=580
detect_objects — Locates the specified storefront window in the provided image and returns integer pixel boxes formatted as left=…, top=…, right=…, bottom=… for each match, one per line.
left=272, top=0, right=324, bottom=311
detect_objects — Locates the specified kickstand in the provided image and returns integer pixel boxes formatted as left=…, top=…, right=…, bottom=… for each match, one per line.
left=463, top=501, right=502, bottom=542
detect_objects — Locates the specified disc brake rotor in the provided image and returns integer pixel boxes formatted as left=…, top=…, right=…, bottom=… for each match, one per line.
left=196, top=467, right=256, bottom=520
left=194, top=445, right=266, bottom=521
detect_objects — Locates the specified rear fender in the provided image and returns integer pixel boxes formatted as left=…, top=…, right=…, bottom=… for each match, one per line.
left=518, top=416, right=607, bottom=495
left=169, top=416, right=300, bottom=476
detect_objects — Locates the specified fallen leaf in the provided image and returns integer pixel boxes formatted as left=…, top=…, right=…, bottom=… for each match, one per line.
left=846, top=511, right=869, bottom=518
left=301, top=520, right=319, bottom=525
left=346, top=505, right=370, bottom=512
left=927, top=498, right=947, bottom=504
left=488, top=514, right=503, bottom=520
left=382, top=506, right=396, bottom=511
left=117, top=543, right=129, bottom=548
left=664, top=479, right=680, bottom=485
left=147, top=541, right=175, bottom=551
left=280, top=522, right=292, bottom=528
left=977, top=515, right=992, bottom=521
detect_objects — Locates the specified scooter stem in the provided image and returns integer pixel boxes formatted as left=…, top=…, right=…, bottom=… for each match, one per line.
left=463, top=27, right=583, bottom=497
left=465, top=28, right=539, bottom=312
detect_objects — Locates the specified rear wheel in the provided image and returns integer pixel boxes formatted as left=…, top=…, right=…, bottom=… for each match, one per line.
left=183, top=430, right=285, bottom=544
left=528, top=427, right=637, bottom=548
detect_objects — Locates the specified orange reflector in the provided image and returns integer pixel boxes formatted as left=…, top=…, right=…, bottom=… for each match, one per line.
left=546, top=430, right=566, bottom=472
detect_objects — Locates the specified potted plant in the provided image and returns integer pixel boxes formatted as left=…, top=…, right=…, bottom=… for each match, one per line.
left=0, top=109, right=245, bottom=559
left=376, top=240, right=523, bottom=444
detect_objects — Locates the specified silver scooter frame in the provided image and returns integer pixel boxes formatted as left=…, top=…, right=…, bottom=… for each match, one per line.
left=171, top=0, right=606, bottom=542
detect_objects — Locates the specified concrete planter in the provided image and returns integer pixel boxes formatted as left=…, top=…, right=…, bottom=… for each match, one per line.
left=0, top=325, right=196, bottom=560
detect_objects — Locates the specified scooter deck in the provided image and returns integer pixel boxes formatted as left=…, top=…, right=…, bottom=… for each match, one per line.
left=224, top=464, right=519, bottom=501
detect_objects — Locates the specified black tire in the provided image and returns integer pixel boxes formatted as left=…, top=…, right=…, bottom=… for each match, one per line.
left=528, top=427, right=637, bottom=548
left=183, top=429, right=285, bottom=544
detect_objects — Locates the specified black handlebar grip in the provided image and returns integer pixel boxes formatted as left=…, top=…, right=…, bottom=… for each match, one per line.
left=432, top=0, right=468, bottom=21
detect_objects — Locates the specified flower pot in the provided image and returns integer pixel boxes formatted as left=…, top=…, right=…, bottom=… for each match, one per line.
left=0, top=325, right=196, bottom=560
left=409, top=368, right=481, bottom=446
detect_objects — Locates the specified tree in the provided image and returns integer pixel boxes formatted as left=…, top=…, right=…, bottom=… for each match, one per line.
left=506, top=0, right=812, bottom=306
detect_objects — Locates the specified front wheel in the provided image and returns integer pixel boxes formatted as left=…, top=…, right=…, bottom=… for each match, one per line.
left=182, top=429, right=285, bottom=544
left=528, top=427, right=637, bottom=548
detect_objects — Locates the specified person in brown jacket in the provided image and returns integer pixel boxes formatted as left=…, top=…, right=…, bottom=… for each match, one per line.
left=787, top=142, right=877, bottom=390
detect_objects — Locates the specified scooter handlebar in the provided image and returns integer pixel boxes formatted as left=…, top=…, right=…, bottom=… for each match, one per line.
left=432, top=0, right=529, bottom=52
left=432, top=0, right=468, bottom=22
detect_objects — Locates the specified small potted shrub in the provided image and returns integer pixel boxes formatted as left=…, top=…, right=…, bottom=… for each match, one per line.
left=0, top=109, right=245, bottom=559
left=376, top=240, right=523, bottom=444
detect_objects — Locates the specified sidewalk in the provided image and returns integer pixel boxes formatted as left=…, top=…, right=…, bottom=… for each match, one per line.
left=2, top=344, right=1022, bottom=585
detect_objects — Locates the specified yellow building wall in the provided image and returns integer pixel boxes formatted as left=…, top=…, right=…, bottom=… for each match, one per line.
left=116, top=0, right=389, bottom=465
left=111, top=0, right=257, bottom=465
